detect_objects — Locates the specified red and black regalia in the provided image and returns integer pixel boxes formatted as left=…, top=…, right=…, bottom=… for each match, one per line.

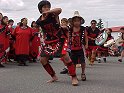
left=69, top=26, right=86, bottom=65
left=29, top=28, right=41, bottom=62
left=86, top=26, right=100, bottom=64
left=36, top=14, right=68, bottom=57
left=86, top=26, right=100, bottom=54
left=12, top=26, right=32, bottom=64
left=36, top=13, right=76, bottom=78
left=0, top=24, right=10, bottom=63
left=8, top=26, right=15, bottom=60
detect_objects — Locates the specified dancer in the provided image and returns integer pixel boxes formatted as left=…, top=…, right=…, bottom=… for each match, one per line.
left=118, top=27, right=124, bottom=62
left=30, top=21, right=40, bottom=62
left=70, top=11, right=88, bottom=81
left=97, top=28, right=114, bottom=63
left=86, top=20, right=100, bottom=65
left=12, top=18, right=32, bottom=66
left=8, top=19, right=15, bottom=62
left=36, top=0, right=78, bottom=86
left=60, top=18, right=69, bottom=74
left=0, top=16, right=9, bottom=67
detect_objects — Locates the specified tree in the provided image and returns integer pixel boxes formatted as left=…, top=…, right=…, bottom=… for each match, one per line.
left=97, top=18, right=104, bottom=29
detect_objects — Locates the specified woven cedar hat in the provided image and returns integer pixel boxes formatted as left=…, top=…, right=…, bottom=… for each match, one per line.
left=72, top=11, right=85, bottom=24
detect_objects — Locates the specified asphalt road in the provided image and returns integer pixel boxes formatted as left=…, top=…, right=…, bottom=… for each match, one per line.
left=0, top=57, right=124, bottom=93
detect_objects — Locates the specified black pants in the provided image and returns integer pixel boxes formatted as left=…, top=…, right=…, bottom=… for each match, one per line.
left=16, top=55, right=29, bottom=62
left=71, top=49, right=85, bottom=65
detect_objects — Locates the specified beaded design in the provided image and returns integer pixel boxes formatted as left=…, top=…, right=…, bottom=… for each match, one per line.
left=43, top=41, right=61, bottom=55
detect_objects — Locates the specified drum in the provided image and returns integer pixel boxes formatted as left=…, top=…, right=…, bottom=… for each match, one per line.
left=95, top=31, right=108, bottom=46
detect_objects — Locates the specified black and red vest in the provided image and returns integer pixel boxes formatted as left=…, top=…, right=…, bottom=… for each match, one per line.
left=86, top=26, right=100, bottom=46
left=36, top=14, right=60, bottom=41
left=69, top=26, right=85, bottom=51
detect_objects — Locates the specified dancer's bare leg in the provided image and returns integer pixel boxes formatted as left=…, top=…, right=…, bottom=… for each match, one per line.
left=118, top=50, right=124, bottom=62
left=120, top=50, right=124, bottom=59
left=88, top=52, right=92, bottom=65
left=91, top=50, right=96, bottom=65
left=46, top=75, right=58, bottom=83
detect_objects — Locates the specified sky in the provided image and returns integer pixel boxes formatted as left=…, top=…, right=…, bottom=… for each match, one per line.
left=0, top=0, right=124, bottom=27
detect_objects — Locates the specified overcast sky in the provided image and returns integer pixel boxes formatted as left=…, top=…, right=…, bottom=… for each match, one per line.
left=0, top=0, right=124, bottom=27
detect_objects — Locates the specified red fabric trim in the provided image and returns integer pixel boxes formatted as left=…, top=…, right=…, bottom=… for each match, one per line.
left=45, top=39, right=59, bottom=44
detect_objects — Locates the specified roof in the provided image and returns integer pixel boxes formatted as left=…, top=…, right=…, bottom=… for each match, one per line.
left=109, top=26, right=124, bottom=32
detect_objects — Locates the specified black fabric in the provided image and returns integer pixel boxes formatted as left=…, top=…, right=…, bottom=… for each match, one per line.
left=71, top=49, right=85, bottom=65
left=80, top=26, right=86, bottom=45
left=40, top=38, right=65, bottom=57
left=0, top=26, right=6, bottom=34
left=0, top=44, right=4, bottom=53
left=6, top=30, right=11, bottom=36
left=0, top=26, right=11, bottom=36
left=16, top=55, right=29, bottom=62
left=121, top=33, right=124, bottom=40
left=11, top=35, right=16, bottom=40
left=86, top=26, right=100, bottom=46
left=36, top=14, right=60, bottom=41
left=0, top=52, right=6, bottom=62
left=36, top=14, right=68, bottom=57
left=60, top=27, right=69, bottom=38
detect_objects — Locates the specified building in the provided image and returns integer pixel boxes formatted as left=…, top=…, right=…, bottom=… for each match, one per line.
left=109, top=26, right=124, bottom=39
